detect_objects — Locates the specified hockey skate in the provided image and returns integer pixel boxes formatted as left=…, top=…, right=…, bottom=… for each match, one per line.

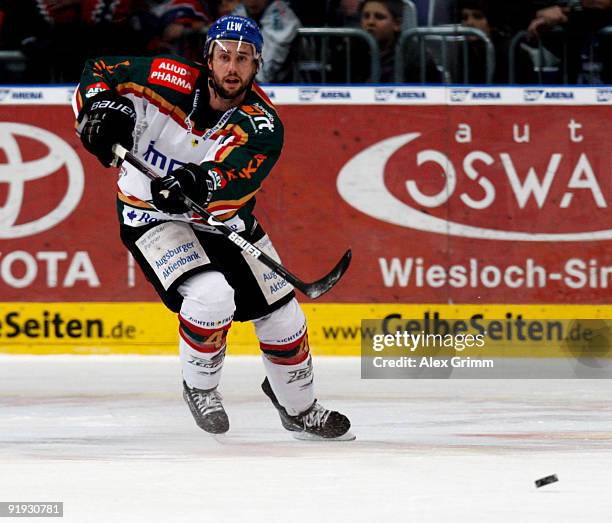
left=183, top=381, right=229, bottom=434
left=261, top=378, right=355, bottom=441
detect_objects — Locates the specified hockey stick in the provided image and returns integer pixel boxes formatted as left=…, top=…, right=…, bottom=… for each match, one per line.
left=112, top=144, right=352, bottom=299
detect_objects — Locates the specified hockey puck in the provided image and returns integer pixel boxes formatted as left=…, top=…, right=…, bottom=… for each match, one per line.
left=535, top=474, right=558, bottom=488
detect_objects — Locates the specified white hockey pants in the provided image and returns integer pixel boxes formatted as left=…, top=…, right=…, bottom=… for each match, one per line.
left=177, top=271, right=315, bottom=415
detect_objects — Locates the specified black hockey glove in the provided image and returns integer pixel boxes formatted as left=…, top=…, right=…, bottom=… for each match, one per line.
left=79, top=90, right=136, bottom=167
left=151, top=163, right=214, bottom=214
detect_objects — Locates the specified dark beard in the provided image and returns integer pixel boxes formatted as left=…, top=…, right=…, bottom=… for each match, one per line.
left=209, top=74, right=251, bottom=101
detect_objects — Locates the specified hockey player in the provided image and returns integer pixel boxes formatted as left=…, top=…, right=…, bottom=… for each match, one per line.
left=72, top=15, right=354, bottom=441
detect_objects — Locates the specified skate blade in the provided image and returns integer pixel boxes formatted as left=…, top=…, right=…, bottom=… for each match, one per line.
left=292, top=430, right=356, bottom=442
left=195, top=422, right=230, bottom=435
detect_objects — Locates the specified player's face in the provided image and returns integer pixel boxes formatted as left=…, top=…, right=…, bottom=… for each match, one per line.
left=208, top=40, right=258, bottom=99
left=360, top=2, right=400, bottom=46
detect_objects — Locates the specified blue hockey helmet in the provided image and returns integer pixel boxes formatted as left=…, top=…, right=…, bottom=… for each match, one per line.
left=204, top=15, right=263, bottom=62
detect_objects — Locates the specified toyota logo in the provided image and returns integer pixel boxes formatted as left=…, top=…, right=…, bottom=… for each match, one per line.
left=0, top=123, right=84, bottom=238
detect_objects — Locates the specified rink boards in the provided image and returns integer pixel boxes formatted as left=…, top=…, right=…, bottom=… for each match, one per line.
left=0, top=302, right=610, bottom=356
left=0, top=86, right=609, bottom=356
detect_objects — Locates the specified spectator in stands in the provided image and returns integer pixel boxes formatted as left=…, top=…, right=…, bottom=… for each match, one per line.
left=232, top=0, right=301, bottom=82
left=461, top=1, right=492, bottom=37
left=361, top=0, right=402, bottom=74
left=326, top=0, right=399, bottom=82
left=349, top=0, right=439, bottom=82
left=459, top=0, right=514, bottom=83
left=81, top=0, right=151, bottom=58
left=148, top=0, right=214, bottom=59
left=526, top=0, right=612, bottom=83
left=0, top=0, right=80, bottom=82
left=528, top=0, right=611, bottom=37
left=0, top=0, right=147, bottom=83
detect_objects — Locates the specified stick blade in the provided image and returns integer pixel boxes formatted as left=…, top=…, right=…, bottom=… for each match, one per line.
left=300, top=249, right=352, bottom=300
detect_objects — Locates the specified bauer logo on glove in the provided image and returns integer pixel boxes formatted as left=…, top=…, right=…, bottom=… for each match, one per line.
left=77, top=90, right=136, bottom=168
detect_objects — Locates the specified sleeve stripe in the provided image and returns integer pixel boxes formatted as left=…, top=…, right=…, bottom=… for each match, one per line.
left=207, top=188, right=260, bottom=213
left=252, top=82, right=275, bottom=108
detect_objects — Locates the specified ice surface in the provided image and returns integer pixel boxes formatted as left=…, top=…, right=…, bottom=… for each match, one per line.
left=1, top=355, right=611, bottom=522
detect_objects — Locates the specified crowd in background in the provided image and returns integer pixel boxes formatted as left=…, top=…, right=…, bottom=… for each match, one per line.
left=0, top=0, right=610, bottom=84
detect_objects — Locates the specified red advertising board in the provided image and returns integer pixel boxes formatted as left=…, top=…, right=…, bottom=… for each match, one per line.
left=0, top=98, right=610, bottom=304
